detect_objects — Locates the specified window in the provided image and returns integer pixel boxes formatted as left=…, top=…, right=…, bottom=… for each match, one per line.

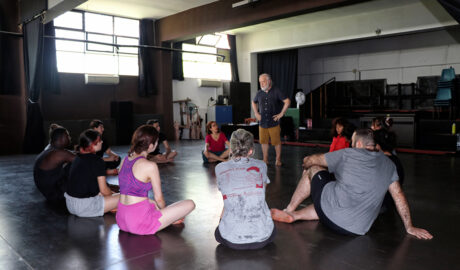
left=54, top=11, right=139, bottom=76
left=183, top=34, right=231, bottom=81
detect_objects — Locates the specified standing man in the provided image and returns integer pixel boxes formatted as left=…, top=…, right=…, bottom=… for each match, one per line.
left=252, top=73, right=291, bottom=166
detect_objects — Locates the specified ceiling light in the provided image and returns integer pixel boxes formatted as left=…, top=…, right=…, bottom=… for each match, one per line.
left=232, top=0, right=259, bottom=8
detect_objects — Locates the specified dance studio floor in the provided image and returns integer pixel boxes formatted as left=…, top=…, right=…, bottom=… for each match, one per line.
left=0, top=140, right=459, bottom=270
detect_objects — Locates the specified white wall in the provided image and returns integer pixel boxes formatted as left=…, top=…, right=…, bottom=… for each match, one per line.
left=234, top=0, right=458, bottom=99
left=298, top=28, right=460, bottom=92
left=172, top=78, right=223, bottom=137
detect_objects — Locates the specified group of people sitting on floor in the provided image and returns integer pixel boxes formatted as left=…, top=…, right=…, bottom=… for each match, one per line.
left=33, top=116, right=432, bottom=251
left=34, top=119, right=190, bottom=234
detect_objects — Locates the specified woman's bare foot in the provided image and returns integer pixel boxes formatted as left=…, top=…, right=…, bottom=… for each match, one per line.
left=270, top=208, right=295, bottom=223
left=172, top=218, right=185, bottom=225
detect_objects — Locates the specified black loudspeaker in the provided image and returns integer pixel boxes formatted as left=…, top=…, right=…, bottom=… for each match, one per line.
left=111, top=101, right=133, bottom=145
left=223, top=82, right=251, bottom=124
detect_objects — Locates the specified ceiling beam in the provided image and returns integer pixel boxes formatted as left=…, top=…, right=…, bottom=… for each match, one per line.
left=44, top=0, right=86, bottom=24
left=156, top=0, right=370, bottom=42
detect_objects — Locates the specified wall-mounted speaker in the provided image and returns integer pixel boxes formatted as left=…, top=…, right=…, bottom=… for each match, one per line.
left=111, top=101, right=133, bottom=145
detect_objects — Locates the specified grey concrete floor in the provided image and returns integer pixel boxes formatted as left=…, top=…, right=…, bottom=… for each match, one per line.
left=0, top=140, right=459, bottom=269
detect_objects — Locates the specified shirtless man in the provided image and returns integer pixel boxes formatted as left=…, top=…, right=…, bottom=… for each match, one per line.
left=34, top=126, right=75, bottom=204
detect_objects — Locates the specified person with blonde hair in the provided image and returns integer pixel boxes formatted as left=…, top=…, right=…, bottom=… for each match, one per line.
left=215, top=129, right=275, bottom=249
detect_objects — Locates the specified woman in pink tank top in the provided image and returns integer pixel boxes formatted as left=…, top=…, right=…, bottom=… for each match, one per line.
left=116, top=125, right=195, bottom=235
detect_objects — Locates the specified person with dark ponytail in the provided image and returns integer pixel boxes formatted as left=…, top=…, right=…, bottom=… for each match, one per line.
left=214, top=129, right=275, bottom=249
left=116, top=125, right=195, bottom=235
left=65, top=129, right=119, bottom=217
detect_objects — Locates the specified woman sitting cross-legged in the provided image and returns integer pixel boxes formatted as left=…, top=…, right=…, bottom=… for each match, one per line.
left=116, top=125, right=195, bottom=235
left=65, top=129, right=119, bottom=217
left=202, top=121, right=230, bottom=163
left=214, top=129, right=276, bottom=249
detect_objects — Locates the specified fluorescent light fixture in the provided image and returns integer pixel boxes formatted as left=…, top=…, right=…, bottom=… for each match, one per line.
left=232, top=0, right=259, bottom=8
left=197, top=34, right=221, bottom=47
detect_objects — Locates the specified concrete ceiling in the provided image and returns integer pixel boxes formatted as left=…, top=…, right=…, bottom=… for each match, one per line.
left=74, top=0, right=451, bottom=37
left=76, top=0, right=218, bottom=19
left=225, top=0, right=424, bottom=35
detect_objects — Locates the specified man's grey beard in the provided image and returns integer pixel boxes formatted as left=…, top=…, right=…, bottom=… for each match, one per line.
left=261, top=86, right=269, bottom=91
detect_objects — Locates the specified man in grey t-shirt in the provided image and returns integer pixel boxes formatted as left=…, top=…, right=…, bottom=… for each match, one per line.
left=271, top=129, right=432, bottom=239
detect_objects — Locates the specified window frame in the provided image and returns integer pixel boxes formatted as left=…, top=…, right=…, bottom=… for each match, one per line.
left=182, top=41, right=232, bottom=81
left=54, top=10, right=140, bottom=76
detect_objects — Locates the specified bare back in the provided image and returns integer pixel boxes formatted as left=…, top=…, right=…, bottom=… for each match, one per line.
left=38, top=148, right=75, bottom=171
left=119, top=156, right=163, bottom=206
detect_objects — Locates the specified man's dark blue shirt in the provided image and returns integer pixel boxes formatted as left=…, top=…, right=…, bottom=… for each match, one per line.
left=253, top=86, right=288, bottom=128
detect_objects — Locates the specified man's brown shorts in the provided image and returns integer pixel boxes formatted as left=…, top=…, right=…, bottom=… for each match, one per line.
left=259, top=125, right=281, bottom=145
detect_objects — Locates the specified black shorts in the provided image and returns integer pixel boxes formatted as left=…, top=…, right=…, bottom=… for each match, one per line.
left=311, top=171, right=357, bottom=236
left=215, top=226, right=276, bottom=250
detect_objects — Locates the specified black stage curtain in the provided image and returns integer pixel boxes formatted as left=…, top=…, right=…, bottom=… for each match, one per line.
left=42, top=21, right=60, bottom=94
left=23, top=101, right=45, bottom=153
left=23, top=19, right=43, bottom=102
left=228, top=34, right=240, bottom=83
left=257, top=49, right=298, bottom=102
left=0, top=8, right=3, bottom=94
left=138, top=19, right=157, bottom=96
left=22, top=0, right=46, bottom=153
left=172, top=42, right=184, bottom=81
left=438, top=0, right=460, bottom=24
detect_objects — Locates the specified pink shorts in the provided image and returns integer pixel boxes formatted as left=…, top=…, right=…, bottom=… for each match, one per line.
left=116, top=200, right=163, bottom=235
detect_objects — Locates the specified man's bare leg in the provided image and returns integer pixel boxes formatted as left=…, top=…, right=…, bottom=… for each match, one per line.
left=271, top=204, right=319, bottom=223
left=275, top=144, right=282, bottom=166
left=285, top=169, right=312, bottom=212
left=271, top=165, right=326, bottom=223
left=291, top=204, right=319, bottom=221
left=261, top=144, right=269, bottom=164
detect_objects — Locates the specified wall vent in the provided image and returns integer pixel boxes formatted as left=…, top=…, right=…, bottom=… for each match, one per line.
left=85, top=74, right=120, bottom=85
left=198, top=79, right=222, bottom=88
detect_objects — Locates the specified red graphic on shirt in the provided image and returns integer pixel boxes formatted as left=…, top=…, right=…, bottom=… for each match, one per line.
left=223, top=194, right=227, bottom=200
left=247, top=166, right=263, bottom=188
